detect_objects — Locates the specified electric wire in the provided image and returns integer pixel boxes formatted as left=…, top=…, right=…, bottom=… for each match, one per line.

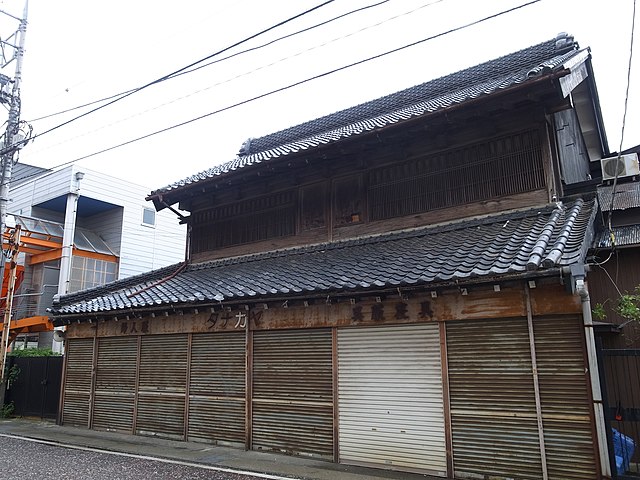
left=26, top=0, right=446, bottom=157
left=21, top=0, right=337, bottom=142
left=606, top=0, right=636, bottom=248
left=18, top=0, right=542, bottom=176
left=27, top=0, right=397, bottom=124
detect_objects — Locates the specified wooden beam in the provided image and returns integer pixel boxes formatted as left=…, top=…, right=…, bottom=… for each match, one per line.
left=3, top=315, right=53, bottom=332
left=72, top=249, right=118, bottom=263
left=28, top=248, right=62, bottom=265
left=19, top=246, right=51, bottom=255
left=28, top=247, right=117, bottom=265
left=20, top=236, right=62, bottom=249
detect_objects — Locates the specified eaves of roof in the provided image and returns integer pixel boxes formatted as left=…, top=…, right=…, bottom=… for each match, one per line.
left=51, top=198, right=595, bottom=320
left=148, top=35, right=586, bottom=206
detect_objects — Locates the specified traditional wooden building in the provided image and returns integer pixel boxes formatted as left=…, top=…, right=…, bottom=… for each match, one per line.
left=51, top=34, right=613, bottom=479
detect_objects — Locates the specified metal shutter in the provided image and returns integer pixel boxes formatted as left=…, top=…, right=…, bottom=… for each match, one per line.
left=447, top=319, right=543, bottom=480
left=92, top=336, right=138, bottom=433
left=533, top=316, right=598, bottom=480
left=136, top=334, right=188, bottom=440
left=62, top=338, right=94, bottom=427
left=337, top=324, right=446, bottom=476
left=188, top=332, right=245, bottom=446
left=252, top=329, right=333, bottom=458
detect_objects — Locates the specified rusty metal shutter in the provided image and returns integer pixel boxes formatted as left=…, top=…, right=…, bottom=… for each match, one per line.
left=447, top=319, right=543, bottom=480
left=252, top=329, right=333, bottom=458
left=188, top=332, right=245, bottom=446
left=92, top=336, right=138, bottom=433
left=533, top=316, right=598, bottom=480
left=337, top=324, right=446, bottom=476
left=62, top=338, right=94, bottom=427
left=136, top=334, right=188, bottom=440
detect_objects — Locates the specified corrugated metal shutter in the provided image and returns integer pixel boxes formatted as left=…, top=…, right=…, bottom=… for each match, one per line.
left=337, top=324, right=446, bottom=476
left=447, top=319, right=543, bottom=480
left=252, top=329, right=333, bottom=458
left=188, top=332, right=245, bottom=446
left=62, top=338, right=94, bottom=427
left=533, top=316, right=598, bottom=480
left=136, top=334, right=188, bottom=440
left=92, top=336, right=138, bottom=433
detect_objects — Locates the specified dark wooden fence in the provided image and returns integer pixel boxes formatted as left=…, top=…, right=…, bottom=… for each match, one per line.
left=5, top=355, right=63, bottom=419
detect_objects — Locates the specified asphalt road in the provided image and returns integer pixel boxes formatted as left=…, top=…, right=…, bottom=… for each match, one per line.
left=0, top=434, right=299, bottom=480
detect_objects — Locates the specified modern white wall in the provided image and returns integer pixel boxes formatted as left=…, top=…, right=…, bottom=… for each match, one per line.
left=9, top=164, right=187, bottom=280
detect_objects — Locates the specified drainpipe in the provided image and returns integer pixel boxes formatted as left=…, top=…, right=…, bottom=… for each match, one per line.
left=52, top=171, right=83, bottom=354
left=574, top=268, right=611, bottom=478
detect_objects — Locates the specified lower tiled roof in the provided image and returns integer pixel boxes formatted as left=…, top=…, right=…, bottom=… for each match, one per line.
left=51, top=199, right=594, bottom=317
left=594, top=225, right=640, bottom=248
left=598, top=182, right=640, bottom=211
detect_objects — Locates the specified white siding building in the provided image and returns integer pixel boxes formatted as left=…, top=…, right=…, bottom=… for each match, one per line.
left=7, top=163, right=186, bottom=348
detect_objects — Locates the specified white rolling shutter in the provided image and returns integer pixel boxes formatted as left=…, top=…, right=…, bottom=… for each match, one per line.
left=337, top=324, right=446, bottom=476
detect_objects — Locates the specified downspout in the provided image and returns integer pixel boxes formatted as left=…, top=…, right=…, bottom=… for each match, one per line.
left=53, top=171, right=83, bottom=354
left=575, top=275, right=611, bottom=478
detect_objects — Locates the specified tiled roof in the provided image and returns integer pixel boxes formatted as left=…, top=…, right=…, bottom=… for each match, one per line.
left=594, top=225, right=640, bottom=248
left=598, top=182, right=640, bottom=211
left=51, top=199, right=595, bottom=318
left=150, top=34, right=584, bottom=199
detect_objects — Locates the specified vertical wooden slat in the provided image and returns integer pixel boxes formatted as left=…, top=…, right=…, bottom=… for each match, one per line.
left=252, top=329, right=333, bottom=458
left=57, top=335, right=70, bottom=425
left=440, top=322, right=454, bottom=478
left=184, top=332, right=192, bottom=441
left=135, top=334, right=188, bottom=440
left=188, top=331, right=245, bottom=446
left=93, top=336, right=137, bottom=433
left=332, top=327, right=339, bottom=463
left=533, top=316, right=599, bottom=480
left=88, top=335, right=98, bottom=429
left=447, top=318, right=543, bottom=480
left=132, top=335, right=141, bottom=435
left=246, top=328, right=253, bottom=451
left=61, top=338, right=94, bottom=427
left=525, top=285, right=549, bottom=480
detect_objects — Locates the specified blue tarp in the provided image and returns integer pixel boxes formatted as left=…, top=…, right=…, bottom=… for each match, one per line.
left=613, top=428, right=636, bottom=476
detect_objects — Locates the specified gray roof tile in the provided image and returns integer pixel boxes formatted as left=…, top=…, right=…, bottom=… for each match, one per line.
left=598, top=182, right=640, bottom=211
left=594, top=225, right=640, bottom=248
left=51, top=199, right=594, bottom=318
left=150, top=35, right=583, bottom=200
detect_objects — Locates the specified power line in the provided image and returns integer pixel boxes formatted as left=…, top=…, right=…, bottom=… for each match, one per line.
left=21, top=0, right=542, bottom=175
left=27, top=0, right=447, bottom=157
left=606, top=0, right=636, bottom=244
left=27, top=0, right=396, bottom=124
left=24, top=0, right=337, bottom=141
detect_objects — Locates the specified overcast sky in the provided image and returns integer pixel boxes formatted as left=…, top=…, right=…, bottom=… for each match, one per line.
left=2, top=0, right=638, bottom=192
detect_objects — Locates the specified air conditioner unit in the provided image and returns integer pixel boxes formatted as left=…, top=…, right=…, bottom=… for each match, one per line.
left=601, top=153, right=640, bottom=181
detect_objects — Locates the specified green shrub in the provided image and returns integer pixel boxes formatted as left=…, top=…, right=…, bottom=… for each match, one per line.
left=8, top=347, right=61, bottom=357
left=0, top=401, right=14, bottom=418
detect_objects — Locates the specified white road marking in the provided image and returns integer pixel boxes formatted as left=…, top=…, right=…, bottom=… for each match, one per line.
left=0, top=432, right=297, bottom=480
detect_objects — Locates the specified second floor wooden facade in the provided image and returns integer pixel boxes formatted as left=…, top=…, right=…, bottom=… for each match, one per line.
left=148, top=35, right=608, bottom=263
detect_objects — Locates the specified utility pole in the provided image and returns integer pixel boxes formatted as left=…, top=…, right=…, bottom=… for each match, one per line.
left=0, top=1, right=28, bottom=387
left=0, top=1, right=29, bottom=242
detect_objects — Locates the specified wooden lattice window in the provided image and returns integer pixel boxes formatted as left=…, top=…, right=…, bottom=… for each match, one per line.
left=368, top=129, right=545, bottom=221
left=191, top=191, right=296, bottom=252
